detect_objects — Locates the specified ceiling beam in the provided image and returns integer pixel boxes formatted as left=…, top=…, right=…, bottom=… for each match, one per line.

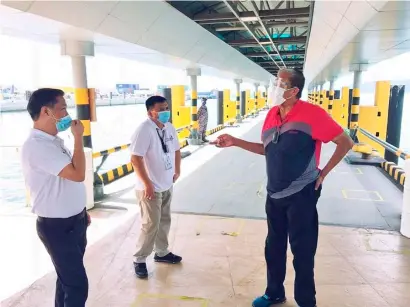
left=244, top=50, right=305, bottom=57
left=197, top=13, right=309, bottom=24
left=193, top=7, right=310, bottom=22
left=254, top=58, right=304, bottom=62
left=249, top=0, right=286, bottom=67
left=258, top=61, right=303, bottom=66
left=214, top=21, right=308, bottom=31
left=228, top=36, right=307, bottom=46
left=223, top=0, right=283, bottom=69
left=262, top=63, right=303, bottom=67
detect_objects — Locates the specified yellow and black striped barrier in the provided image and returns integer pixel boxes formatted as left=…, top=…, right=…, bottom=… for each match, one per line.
left=191, top=89, right=198, bottom=130
left=92, top=125, right=193, bottom=159
left=93, top=144, right=130, bottom=158
left=95, top=123, right=230, bottom=186
left=207, top=124, right=225, bottom=136
left=394, top=150, right=410, bottom=161
left=98, top=162, right=133, bottom=185
left=75, top=88, right=95, bottom=148
left=381, top=161, right=406, bottom=188
left=319, top=90, right=323, bottom=106
left=328, top=89, right=334, bottom=115
left=350, top=88, right=360, bottom=129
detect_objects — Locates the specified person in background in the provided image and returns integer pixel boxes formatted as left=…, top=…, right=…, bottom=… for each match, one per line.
left=198, top=97, right=209, bottom=143
left=21, top=88, right=91, bottom=307
left=130, top=95, right=182, bottom=279
left=212, top=69, right=353, bottom=307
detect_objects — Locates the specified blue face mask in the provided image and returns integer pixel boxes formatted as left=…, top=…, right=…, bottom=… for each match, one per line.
left=158, top=111, right=170, bottom=124
left=56, top=115, right=72, bottom=132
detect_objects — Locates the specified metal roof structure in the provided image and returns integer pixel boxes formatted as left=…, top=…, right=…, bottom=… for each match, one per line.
left=167, top=0, right=313, bottom=76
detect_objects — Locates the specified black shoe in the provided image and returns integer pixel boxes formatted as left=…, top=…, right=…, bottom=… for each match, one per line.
left=133, top=262, right=148, bottom=279
left=202, top=138, right=209, bottom=143
left=154, top=252, right=182, bottom=264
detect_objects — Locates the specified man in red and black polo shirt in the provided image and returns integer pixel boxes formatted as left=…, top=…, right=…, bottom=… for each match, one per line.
left=212, top=69, right=353, bottom=307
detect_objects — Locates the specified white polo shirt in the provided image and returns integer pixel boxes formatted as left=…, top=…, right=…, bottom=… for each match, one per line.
left=20, top=129, right=86, bottom=218
left=130, top=119, right=180, bottom=192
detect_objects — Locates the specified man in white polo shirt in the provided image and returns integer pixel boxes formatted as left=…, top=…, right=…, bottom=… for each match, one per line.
left=130, top=95, right=182, bottom=278
left=21, top=88, right=90, bottom=306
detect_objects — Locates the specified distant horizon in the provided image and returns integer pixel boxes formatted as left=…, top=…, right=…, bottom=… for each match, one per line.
left=1, top=34, right=410, bottom=97
left=0, top=34, right=258, bottom=94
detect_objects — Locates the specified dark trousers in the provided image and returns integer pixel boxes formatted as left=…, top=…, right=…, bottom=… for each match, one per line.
left=36, top=209, right=88, bottom=307
left=265, top=182, right=321, bottom=307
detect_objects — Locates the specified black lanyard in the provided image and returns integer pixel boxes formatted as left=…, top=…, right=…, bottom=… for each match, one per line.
left=156, top=129, right=169, bottom=154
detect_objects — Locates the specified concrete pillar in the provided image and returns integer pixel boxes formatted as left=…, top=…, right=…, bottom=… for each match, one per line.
left=60, top=40, right=94, bottom=148
left=234, top=78, right=242, bottom=123
left=264, top=84, right=269, bottom=108
left=319, top=83, right=324, bottom=106
left=329, top=80, right=335, bottom=92
left=328, top=79, right=335, bottom=115
left=186, top=67, right=201, bottom=145
left=254, top=82, right=260, bottom=116
left=349, top=64, right=368, bottom=130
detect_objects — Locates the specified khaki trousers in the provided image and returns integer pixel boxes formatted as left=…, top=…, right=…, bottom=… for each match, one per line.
left=134, top=187, right=173, bottom=263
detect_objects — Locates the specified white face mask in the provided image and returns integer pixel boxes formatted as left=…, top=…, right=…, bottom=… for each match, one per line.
left=271, top=86, right=286, bottom=107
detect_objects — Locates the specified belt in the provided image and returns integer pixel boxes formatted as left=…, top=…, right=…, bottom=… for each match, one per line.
left=37, top=208, right=86, bottom=223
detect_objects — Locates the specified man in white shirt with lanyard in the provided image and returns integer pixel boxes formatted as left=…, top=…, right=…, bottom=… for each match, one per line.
left=21, top=88, right=91, bottom=306
left=130, top=95, right=182, bottom=278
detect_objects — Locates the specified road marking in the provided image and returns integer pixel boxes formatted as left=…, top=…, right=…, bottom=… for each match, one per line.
left=332, top=167, right=363, bottom=175
left=341, top=189, right=384, bottom=202
left=362, top=235, right=410, bottom=255
left=132, top=293, right=208, bottom=307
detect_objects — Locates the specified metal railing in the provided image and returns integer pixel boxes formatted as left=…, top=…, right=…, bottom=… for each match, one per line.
left=92, top=124, right=193, bottom=159
left=93, top=122, right=233, bottom=186
left=358, top=128, right=410, bottom=160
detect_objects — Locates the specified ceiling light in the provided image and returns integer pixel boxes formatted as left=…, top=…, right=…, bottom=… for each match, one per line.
left=240, top=16, right=258, bottom=22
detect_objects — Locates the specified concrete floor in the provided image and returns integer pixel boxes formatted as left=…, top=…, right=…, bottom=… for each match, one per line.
left=0, top=111, right=408, bottom=306
left=171, top=120, right=403, bottom=231
left=2, top=212, right=410, bottom=307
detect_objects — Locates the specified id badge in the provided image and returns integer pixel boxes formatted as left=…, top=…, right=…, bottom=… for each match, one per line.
left=164, top=154, right=172, bottom=170
left=272, top=130, right=279, bottom=144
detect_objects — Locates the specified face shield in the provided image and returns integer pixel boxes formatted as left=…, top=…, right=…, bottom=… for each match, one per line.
left=268, top=77, right=290, bottom=108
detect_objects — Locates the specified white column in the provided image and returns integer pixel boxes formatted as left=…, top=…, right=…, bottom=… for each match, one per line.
left=329, top=79, right=335, bottom=92
left=264, top=83, right=269, bottom=108
left=254, top=82, right=260, bottom=116
left=60, top=40, right=94, bottom=148
left=61, top=40, right=96, bottom=209
left=186, top=67, right=201, bottom=145
left=234, top=78, right=242, bottom=123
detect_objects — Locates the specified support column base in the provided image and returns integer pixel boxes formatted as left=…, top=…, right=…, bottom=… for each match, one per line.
left=236, top=115, right=242, bottom=123
left=188, top=128, right=202, bottom=146
left=187, top=138, right=202, bottom=146
left=93, top=184, right=104, bottom=201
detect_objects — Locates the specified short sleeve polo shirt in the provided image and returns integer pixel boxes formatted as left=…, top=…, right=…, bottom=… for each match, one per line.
left=21, top=129, right=87, bottom=218
left=130, top=119, right=180, bottom=192
left=261, top=100, right=343, bottom=199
